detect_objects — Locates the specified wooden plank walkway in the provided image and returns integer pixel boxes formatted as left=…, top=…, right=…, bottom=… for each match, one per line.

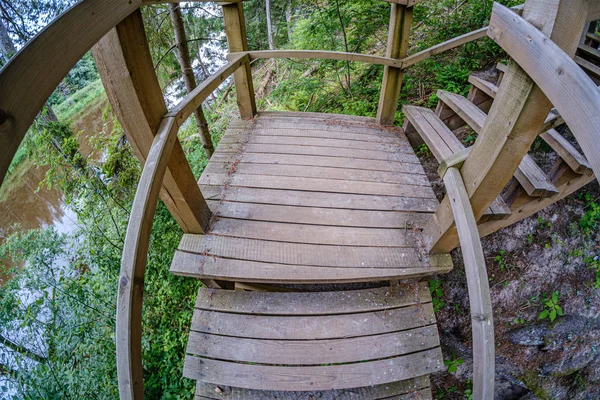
left=171, top=112, right=451, bottom=396
left=171, top=112, right=452, bottom=284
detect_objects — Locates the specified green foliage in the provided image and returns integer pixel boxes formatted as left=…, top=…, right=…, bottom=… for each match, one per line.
left=494, top=249, right=507, bottom=271
left=584, top=256, right=600, bottom=289
left=444, top=355, right=465, bottom=373
left=580, top=194, right=600, bottom=235
left=538, top=291, right=563, bottom=322
left=53, top=79, right=105, bottom=121
left=430, top=278, right=445, bottom=312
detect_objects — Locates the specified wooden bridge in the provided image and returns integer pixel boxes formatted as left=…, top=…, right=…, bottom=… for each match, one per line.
left=1, top=0, right=600, bottom=399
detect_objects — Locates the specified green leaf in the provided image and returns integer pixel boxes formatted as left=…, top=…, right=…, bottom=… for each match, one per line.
left=552, top=291, right=559, bottom=303
left=556, top=306, right=563, bottom=316
left=550, top=309, right=557, bottom=322
left=539, top=310, right=549, bottom=320
left=448, top=363, right=457, bottom=373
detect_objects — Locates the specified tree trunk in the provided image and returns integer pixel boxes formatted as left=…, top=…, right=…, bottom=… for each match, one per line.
left=0, top=17, right=16, bottom=62
left=266, top=0, right=274, bottom=50
left=286, top=0, right=293, bottom=42
left=168, top=3, right=214, bottom=158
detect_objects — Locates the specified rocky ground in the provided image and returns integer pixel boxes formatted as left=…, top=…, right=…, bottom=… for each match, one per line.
left=417, top=129, right=600, bottom=399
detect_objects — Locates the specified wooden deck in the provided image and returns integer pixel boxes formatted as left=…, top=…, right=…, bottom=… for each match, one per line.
left=170, top=112, right=453, bottom=284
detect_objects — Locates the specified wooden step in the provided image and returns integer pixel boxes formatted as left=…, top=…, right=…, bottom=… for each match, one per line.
left=575, top=56, right=600, bottom=82
left=196, top=376, right=432, bottom=399
left=577, top=43, right=600, bottom=63
left=436, top=90, right=559, bottom=198
left=468, top=75, right=498, bottom=98
left=402, top=105, right=511, bottom=220
left=184, top=284, right=444, bottom=394
left=584, top=32, right=600, bottom=46
left=540, top=129, right=593, bottom=175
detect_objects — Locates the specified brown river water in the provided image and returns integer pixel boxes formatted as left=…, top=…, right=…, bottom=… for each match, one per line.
left=0, top=98, right=110, bottom=284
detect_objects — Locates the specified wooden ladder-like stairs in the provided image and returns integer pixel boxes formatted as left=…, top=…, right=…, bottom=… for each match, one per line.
left=171, top=112, right=452, bottom=399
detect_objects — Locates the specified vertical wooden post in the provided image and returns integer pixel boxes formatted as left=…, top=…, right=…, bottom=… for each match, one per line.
left=376, top=3, right=413, bottom=125
left=93, top=10, right=211, bottom=234
left=424, top=0, right=589, bottom=253
left=222, top=2, right=257, bottom=119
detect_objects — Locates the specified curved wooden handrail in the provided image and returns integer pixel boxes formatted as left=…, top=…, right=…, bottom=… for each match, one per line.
left=117, top=57, right=244, bottom=399
left=443, top=167, right=495, bottom=400
left=488, top=3, right=600, bottom=180
left=228, top=49, right=404, bottom=67
left=0, top=0, right=141, bottom=185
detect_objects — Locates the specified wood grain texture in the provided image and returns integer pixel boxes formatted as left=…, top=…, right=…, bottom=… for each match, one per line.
left=118, top=117, right=179, bottom=399
left=184, top=348, right=443, bottom=391
left=93, top=10, right=211, bottom=234
left=0, top=0, right=140, bottom=185
left=425, top=0, right=589, bottom=253
left=443, top=168, right=495, bottom=400
left=195, top=376, right=431, bottom=400
left=231, top=49, right=403, bottom=67
left=540, top=129, right=591, bottom=174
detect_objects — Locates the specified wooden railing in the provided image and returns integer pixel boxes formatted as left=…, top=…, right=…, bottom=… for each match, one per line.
left=2, top=0, right=599, bottom=399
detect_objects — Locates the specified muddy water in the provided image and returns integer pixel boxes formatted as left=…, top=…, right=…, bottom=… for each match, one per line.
left=0, top=97, right=110, bottom=284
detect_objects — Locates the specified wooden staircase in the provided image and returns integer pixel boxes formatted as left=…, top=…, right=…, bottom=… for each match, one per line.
left=403, top=62, right=594, bottom=222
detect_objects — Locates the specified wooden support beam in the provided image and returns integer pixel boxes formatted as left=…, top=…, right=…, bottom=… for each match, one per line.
left=93, top=10, right=211, bottom=233
left=0, top=0, right=141, bottom=186
left=222, top=2, right=256, bottom=119
left=424, top=0, right=589, bottom=253
left=376, top=3, right=413, bottom=125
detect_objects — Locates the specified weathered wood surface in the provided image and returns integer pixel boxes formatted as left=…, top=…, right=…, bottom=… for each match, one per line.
left=402, top=106, right=511, bottom=220
left=0, top=0, right=140, bottom=185
left=93, top=10, right=211, bottom=234
left=171, top=112, right=452, bottom=283
left=221, top=2, right=256, bottom=119
left=118, top=117, right=179, bottom=399
left=540, top=129, right=591, bottom=175
left=377, top=3, right=413, bottom=125
left=489, top=2, right=600, bottom=180
left=424, top=0, right=590, bottom=253
left=183, top=285, right=443, bottom=392
left=443, top=168, right=495, bottom=400
left=435, top=90, right=558, bottom=198
left=195, top=376, right=432, bottom=400
left=230, top=49, right=403, bottom=67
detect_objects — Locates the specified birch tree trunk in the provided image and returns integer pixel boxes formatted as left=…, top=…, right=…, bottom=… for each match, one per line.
left=168, top=3, right=214, bottom=158
left=266, top=0, right=274, bottom=50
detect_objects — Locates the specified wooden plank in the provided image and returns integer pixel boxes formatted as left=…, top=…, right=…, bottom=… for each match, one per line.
left=117, top=117, right=179, bottom=400
left=178, top=234, right=440, bottom=268
left=187, top=325, right=440, bottom=365
left=203, top=162, right=429, bottom=185
left=233, top=49, right=403, bottom=67
left=219, top=133, right=412, bottom=153
left=200, top=185, right=440, bottom=212
left=468, top=75, right=498, bottom=98
left=401, top=27, right=488, bottom=69
left=425, top=1, right=590, bottom=253
left=382, top=0, right=424, bottom=6
left=199, top=174, right=436, bottom=198
left=577, top=43, right=600, bottom=62
left=93, top=10, right=211, bottom=234
left=489, top=3, right=600, bottom=181
left=208, top=219, right=416, bottom=247
left=575, top=55, right=600, bottom=81
left=222, top=3, right=256, bottom=118
left=183, top=347, right=444, bottom=391
left=249, top=119, right=401, bottom=135
left=195, top=376, right=431, bottom=400
left=209, top=152, right=424, bottom=172
left=377, top=4, right=413, bottom=125
left=436, top=90, right=558, bottom=197
left=190, top=307, right=436, bottom=340
left=166, top=54, right=248, bottom=125
left=540, top=129, right=592, bottom=174
left=585, top=32, right=600, bottom=44
left=193, top=283, right=431, bottom=315
left=443, top=168, right=494, bottom=400
left=227, top=126, right=403, bottom=143
left=170, top=250, right=452, bottom=283
left=209, top=201, right=433, bottom=227
left=402, top=106, right=462, bottom=162
left=0, top=0, right=141, bottom=185
left=257, top=110, right=376, bottom=123
left=214, top=143, right=421, bottom=163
